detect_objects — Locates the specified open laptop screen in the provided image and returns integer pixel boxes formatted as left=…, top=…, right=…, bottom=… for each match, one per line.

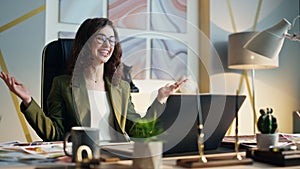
left=156, top=94, right=246, bottom=157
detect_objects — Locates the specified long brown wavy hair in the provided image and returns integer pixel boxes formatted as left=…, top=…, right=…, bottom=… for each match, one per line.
left=66, top=18, right=122, bottom=85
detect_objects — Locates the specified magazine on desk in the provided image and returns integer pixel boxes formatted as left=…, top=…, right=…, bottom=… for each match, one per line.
left=0, top=140, right=133, bottom=164
left=222, top=133, right=300, bottom=149
left=0, top=141, right=68, bottom=164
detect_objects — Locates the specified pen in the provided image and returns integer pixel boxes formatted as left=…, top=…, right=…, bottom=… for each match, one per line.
left=13, top=141, right=56, bottom=146
left=13, top=143, right=31, bottom=146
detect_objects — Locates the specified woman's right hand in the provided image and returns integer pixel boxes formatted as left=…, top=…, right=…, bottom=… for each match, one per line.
left=156, top=79, right=188, bottom=104
left=0, top=72, right=32, bottom=106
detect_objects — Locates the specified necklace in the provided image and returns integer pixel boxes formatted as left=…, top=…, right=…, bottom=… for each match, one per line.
left=86, top=77, right=100, bottom=83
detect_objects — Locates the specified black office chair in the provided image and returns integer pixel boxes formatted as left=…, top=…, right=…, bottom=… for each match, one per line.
left=41, top=38, right=74, bottom=114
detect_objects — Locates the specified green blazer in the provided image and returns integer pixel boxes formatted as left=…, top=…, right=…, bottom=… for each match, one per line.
left=21, top=75, right=165, bottom=141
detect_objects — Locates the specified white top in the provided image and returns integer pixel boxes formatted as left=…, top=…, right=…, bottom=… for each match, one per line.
left=88, top=90, right=117, bottom=142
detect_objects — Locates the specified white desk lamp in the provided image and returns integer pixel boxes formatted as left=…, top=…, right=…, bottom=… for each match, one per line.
left=229, top=15, right=300, bottom=133
left=244, top=16, right=300, bottom=58
left=228, top=32, right=279, bottom=134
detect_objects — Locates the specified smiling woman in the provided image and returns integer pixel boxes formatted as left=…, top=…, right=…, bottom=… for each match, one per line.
left=0, top=17, right=187, bottom=142
left=0, top=0, right=203, bottom=143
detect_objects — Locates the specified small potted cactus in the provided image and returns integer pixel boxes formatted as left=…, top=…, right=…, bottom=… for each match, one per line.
left=256, top=107, right=279, bottom=149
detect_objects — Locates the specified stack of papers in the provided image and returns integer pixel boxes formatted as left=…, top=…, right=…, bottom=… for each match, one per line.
left=222, top=133, right=300, bottom=149
left=0, top=141, right=67, bottom=165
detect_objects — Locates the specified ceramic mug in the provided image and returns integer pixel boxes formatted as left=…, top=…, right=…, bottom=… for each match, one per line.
left=63, top=126, right=100, bottom=162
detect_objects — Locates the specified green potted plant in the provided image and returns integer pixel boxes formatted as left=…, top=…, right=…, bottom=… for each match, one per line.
left=129, top=118, right=164, bottom=169
left=256, top=107, right=279, bottom=149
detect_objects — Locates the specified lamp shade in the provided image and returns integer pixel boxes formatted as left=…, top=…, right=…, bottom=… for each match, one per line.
left=228, top=32, right=279, bottom=70
left=243, top=19, right=291, bottom=59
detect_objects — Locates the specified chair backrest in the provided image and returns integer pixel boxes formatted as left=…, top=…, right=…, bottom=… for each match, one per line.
left=41, top=38, right=74, bottom=114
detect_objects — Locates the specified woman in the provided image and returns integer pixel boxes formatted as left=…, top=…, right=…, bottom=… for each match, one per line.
left=0, top=18, right=186, bottom=142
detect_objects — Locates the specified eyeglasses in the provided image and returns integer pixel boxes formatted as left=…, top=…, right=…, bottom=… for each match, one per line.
left=95, top=34, right=116, bottom=46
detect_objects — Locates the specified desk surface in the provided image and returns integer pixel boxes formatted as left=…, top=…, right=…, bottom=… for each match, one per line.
left=1, top=138, right=300, bottom=169
left=2, top=153, right=300, bottom=169
left=2, top=159, right=300, bottom=169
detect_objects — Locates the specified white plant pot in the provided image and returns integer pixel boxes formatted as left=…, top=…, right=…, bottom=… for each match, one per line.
left=296, top=142, right=300, bottom=150
left=132, top=141, right=163, bottom=169
left=256, top=133, right=279, bottom=149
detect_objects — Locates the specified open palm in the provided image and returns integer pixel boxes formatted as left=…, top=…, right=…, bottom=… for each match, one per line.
left=0, top=72, right=31, bottom=104
left=157, top=79, right=187, bottom=103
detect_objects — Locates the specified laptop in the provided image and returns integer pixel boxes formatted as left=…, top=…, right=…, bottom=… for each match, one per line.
left=101, top=94, right=246, bottom=158
left=156, top=94, right=246, bottom=156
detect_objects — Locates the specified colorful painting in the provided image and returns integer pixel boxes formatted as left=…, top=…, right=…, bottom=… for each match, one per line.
left=108, top=0, right=147, bottom=30
left=151, top=38, right=187, bottom=80
left=59, top=0, right=104, bottom=24
left=151, top=0, right=187, bottom=33
left=58, top=0, right=190, bottom=80
left=120, top=37, right=147, bottom=79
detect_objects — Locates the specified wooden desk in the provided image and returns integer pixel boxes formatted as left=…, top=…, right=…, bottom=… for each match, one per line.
left=1, top=140, right=299, bottom=169
left=2, top=154, right=300, bottom=169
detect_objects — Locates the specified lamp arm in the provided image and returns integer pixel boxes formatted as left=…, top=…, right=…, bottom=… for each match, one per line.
left=292, top=15, right=300, bottom=27
left=284, top=33, right=300, bottom=42
left=284, top=15, right=300, bottom=42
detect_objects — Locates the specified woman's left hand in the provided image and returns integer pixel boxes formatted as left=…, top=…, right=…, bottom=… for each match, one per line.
left=156, top=79, right=188, bottom=104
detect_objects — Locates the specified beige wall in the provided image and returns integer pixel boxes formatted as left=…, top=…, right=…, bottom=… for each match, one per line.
left=0, top=0, right=45, bottom=142
left=209, top=0, right=300, bottom=134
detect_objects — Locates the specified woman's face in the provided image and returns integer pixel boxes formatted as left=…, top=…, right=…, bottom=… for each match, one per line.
left=90, top=25, right=116, bottom=64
